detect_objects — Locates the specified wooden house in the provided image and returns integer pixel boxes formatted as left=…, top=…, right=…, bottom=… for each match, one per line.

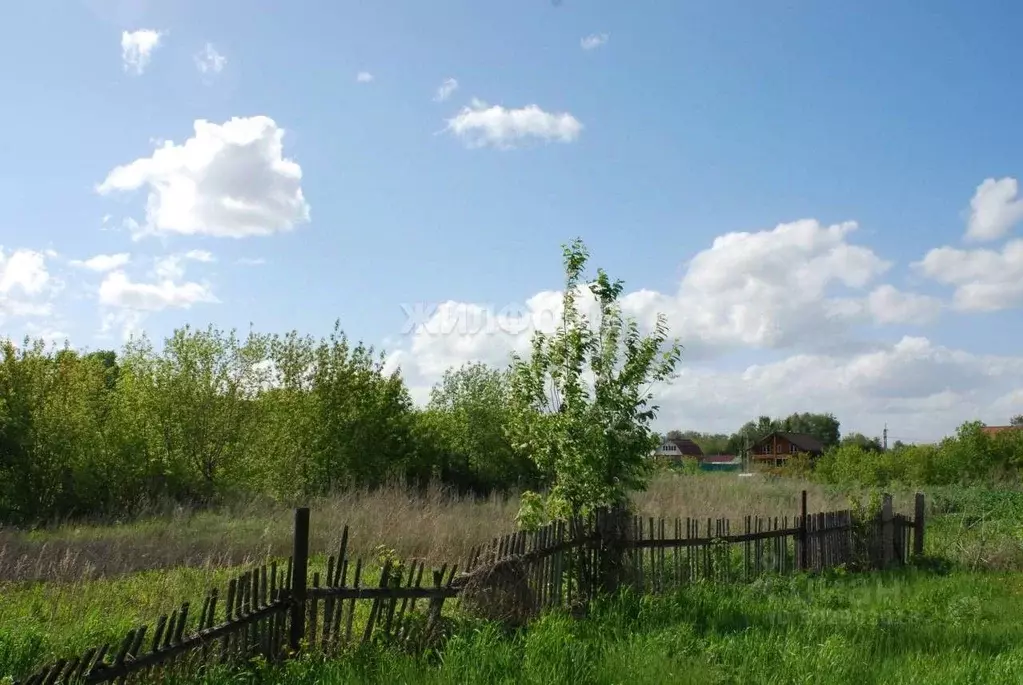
left=750, top=431, right=825, bottom=467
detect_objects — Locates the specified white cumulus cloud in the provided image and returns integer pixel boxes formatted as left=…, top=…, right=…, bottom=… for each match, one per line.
left=121, top=29, right=163, bottom=75
left=381, top=216, right=1011, bottom=441
left=1, top=248, right=50, bottom=295
left=392, top=219, right=942, bottom=393
left=865, top=284, right=943, bottom=325
left=0, top=247, right=58, bottom=326
left=99, top=270, right=217, bottom=312
left=356, top=71, right=374, bottom=83
left=96, top=116, right=310, bottom=239
left=966, top=177, right=1023, bottom=242
left=445, top=99, right=583, bottom=149
left=913, top=177, right=1023, bottom=312
left=648, top=336, right=1023, bottom=440
left=433, top=78, right=459, bottom=102
left=914, top=239, right=1023, bottom=312
left=389, top=320, right=1023, bottom=443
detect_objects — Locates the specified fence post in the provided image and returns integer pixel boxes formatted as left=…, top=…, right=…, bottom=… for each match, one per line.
left=596, top=505, right=629, bottom=596
left=798, top=490, right=808, bottom=571
left=913, top=492, right=925, bottom=558
left=289, top=507, right=310, bottom=653
left=880, top=494, right=894, bottom=568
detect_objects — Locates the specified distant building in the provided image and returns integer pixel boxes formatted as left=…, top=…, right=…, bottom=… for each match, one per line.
left=750, top=431, right=825, bottom=467
left=653, top=437, right=704, bottom=461
left=652, top=439, right=743, bottom=472
left=699, top=454, right=742, bottom=472
left=981, top=425, right=1023, bottom=437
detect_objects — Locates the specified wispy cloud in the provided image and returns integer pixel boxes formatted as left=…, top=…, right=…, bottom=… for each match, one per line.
left=121, top=29, right=163, bottom=74
left=195, top=43, right=227, bottom=76
left=356, top=71, right=374, bottom=83
left=580, top=33, right=609, bottom=50
left=70, top=253, right=131, bottom=272
left=153, top=250, right=215, bottom=280
left=433, top=77, right=459, bottom=102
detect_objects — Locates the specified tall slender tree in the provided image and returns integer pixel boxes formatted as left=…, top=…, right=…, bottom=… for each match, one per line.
left=507, top=238, right=682, bottom=526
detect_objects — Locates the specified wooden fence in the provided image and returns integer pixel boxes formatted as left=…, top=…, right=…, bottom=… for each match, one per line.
left=13, top=492, right=925, bottom=685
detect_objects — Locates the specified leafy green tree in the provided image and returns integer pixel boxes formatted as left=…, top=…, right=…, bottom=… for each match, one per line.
left=0, top=339, right=123, bottom=522
left=84, top=350, right=119, bottom=391
left=425, top=362, right=536, bottom=493
left=816, top=419, right=1023, bottom=487
left=306, top=322, right=415, bottom=493
left=727, top=415, right=777, bottom=454
left=815, top=443, right=895, bottom=486
left=840, top=432, right=884, bottom=453
left=0, top=338, right=71, bottom=522
left=108, top=326, right=272, bottom=504
left=778, top=412, right=841, bottom=448
left=728, top=412, right=841, bottom=453
left=507, top=238, right=682, bottom=524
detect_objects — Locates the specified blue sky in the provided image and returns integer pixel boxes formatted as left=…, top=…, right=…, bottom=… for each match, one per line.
left=1, top=0, right=1022, bottom=441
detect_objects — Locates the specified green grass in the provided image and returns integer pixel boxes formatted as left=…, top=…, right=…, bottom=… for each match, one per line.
left=170, top=569, right=1023, bottom=685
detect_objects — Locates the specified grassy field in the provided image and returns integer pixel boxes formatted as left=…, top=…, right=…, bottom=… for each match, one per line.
left=2, top=472, right=1021, bottom=682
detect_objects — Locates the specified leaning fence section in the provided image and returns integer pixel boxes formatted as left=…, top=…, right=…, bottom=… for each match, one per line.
left=18, top=560, right=295, bottom=685
left=456, top=510, right=603, bottom=623
left=12, top=492, right=925, bottom=685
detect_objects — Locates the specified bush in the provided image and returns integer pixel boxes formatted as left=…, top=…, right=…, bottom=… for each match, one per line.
left=813, top=421, right=1023, bottom=488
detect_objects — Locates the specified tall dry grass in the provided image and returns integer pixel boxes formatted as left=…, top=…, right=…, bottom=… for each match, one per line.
left=633, top=471, right=850, bottom=518
left=0, top=472, right=901, bottom=585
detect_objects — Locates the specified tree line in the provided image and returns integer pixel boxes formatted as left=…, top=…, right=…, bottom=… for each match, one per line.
left=657, top=412, right=843, bottom=455
left=660, top=412, right=1023, bottom=486
left=1, top=239, right=682, bottom=526
left=659, top=412, right=903, bottom=455
left=813, top=420, right=1023, bottom=487
left=0, top=326, right=539, bottom=525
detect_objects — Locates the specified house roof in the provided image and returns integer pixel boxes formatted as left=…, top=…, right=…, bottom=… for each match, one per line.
left=754, top=431, right=826, bottom=454
left=982, top=425, right=1022, bottom=436
left=662, top=437, right=704, bottom=456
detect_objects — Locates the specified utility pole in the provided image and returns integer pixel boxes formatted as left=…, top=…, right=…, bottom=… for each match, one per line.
left=883, top=423, right=888, bottom=451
